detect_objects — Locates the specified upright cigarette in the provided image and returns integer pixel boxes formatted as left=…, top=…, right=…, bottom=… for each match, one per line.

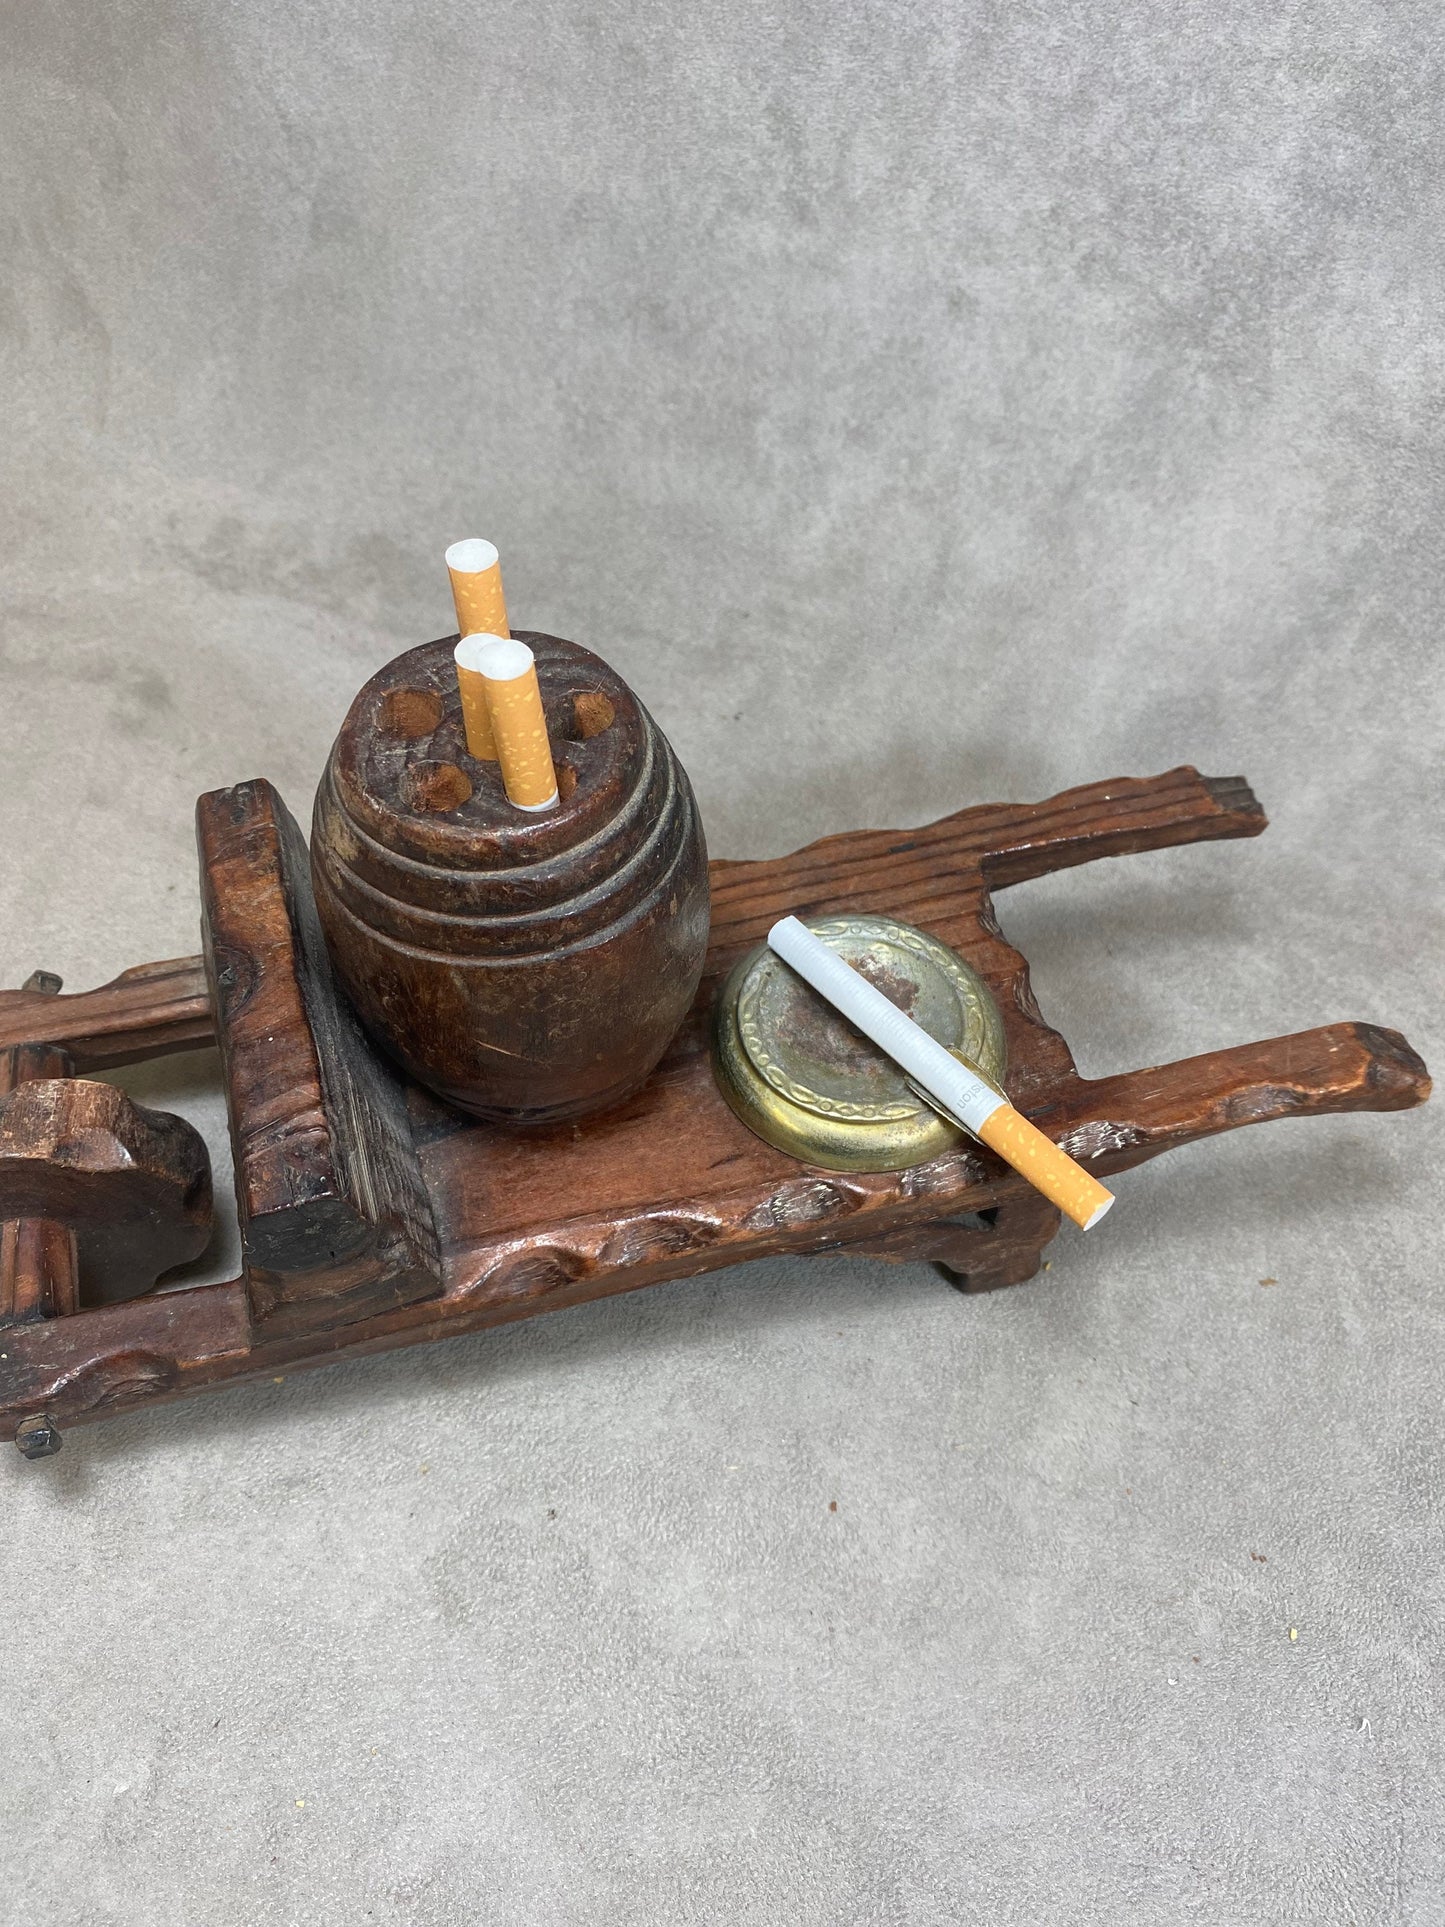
left=454, top=635, right=499, bottom=760
left=445, top=538, right=510, bottom=639
left=766, top=916, right=1115, bottom=1230
left=446, top=540, right=509, bottom=761
left=462, top=634, right=559, bottom=812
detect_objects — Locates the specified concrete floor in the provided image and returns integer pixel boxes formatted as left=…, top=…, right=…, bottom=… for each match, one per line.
left=2, top=3, right=1442, bottom=1920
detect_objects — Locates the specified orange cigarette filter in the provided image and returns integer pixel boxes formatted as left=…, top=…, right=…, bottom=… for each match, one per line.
left=462, top=635, right=559, bottom=812
left=446, top=540, right=508, bottom=762
left=454, top=642, right=499, bottom=761
left=446, top=538, right=510, bottom=639
left=974, top=1104, right=1114, bottom=1231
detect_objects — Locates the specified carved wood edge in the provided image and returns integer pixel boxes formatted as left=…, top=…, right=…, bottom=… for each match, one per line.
left=0, top=767, right=1257, bottom=1070
left=709, top=765, right=1266, bottom=906
left=1, top=1012, right=1429, bottom=1436
left=420, top=1019, right=1430, bottom=1313
left=0, top=766, right=1427, bottom=1443
left=197, top=780, right=443, bottom=1334
left=981, top=769, right=1266, bottom=887
left=1045, top=1022, right=1431, bottom=1167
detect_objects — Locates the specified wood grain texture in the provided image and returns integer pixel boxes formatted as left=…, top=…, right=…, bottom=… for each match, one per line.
left=197, top=779, right=443, bottom=1335
left=0, top=1041, right=78, bottom=1323
left=0, top=766, right=1428, bottom=1441
left=0, top=1218, right=79, bottom=1324
left=0, top=958, right=213, bottom=1069
left=310, top=634, right=711, bottom=1123
left=1047, top=1022, right=1429, bottom=1162
left=846, top=1190, right=1065, bottom=1294
left=0, top=1074, right=211, bottom=1306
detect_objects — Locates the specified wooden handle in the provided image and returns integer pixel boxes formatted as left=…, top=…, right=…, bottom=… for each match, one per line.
left=1049, top=1023, right=1431, bottom=1172
left=980, top=768, right=1266, bottom=889
left=708, top=768, right=1268, bottom=965
left=0, top=957, right=213, bottom=1069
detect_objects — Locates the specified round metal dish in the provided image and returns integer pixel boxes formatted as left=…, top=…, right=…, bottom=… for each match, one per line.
left=711, top=913, right=1008, bottom=1171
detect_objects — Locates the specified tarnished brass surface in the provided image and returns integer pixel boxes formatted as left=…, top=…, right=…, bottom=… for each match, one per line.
left=711, top=914, right=1007, bottom=1171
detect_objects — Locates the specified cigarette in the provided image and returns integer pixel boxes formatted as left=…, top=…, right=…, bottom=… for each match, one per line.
left=459, top=634, right=559, bottom=812
left=445, top=538, right=510, bottom=640
left=766, top=916, right=1115, bottom=1230
left=453, top=634, right=499, bottom=760
left=446, top=540, right=509, bottom=761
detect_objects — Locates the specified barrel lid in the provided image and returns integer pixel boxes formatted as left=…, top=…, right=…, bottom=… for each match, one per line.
left=325, top=633, right=652, bottom=874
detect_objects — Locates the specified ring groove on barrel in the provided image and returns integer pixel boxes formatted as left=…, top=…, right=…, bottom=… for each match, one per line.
left=316, top=733, right=685, bottom=952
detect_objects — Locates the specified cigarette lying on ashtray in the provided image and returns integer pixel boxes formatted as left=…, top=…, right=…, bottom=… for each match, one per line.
left=766, top=916, right=1114, bottom=1230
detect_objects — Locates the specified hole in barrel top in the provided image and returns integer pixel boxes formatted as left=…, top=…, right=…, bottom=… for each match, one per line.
left=405, top=761, right=473, bottom=813
left=381, top=687, right=443, bottom=740
left=556, top=762, right=579, bottom=802
left=570, top=691, right=616, bottom=741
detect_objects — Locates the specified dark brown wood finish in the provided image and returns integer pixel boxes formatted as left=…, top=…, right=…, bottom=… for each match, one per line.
left=0, top=1041, right=78, bottom=1325
left=310, top=634, right=711, bottom=1123
left=0, top=958, right=213, bottom=1070
left=197, top=780, right=443, bottom=1335
left=0, top=766, right=1430, bottom=1444
left=0, top=1078, right=212, bottom=1304
left=0, top=1038, right=212, bottom=1317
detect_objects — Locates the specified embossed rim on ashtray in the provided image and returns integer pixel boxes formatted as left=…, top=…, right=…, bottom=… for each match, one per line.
left=711, top=913, right=1008, bottom=1172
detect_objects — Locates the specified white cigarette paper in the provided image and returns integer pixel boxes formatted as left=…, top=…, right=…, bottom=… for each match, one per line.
left=768, top=916, right=1004, bottom=1130
left=766, top=916, right=1114, bottom=1229
left=462, top=633, right=559, bottom=812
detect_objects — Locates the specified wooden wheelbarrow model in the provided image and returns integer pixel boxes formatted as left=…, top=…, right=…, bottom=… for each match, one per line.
left=0, top=766, right=1429, bottom=1456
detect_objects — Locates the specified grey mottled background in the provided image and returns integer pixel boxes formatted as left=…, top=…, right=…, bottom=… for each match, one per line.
left=2, top=2, right=1443, bottom=1921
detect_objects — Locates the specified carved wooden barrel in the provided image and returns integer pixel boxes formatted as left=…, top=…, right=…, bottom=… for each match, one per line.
left=310, top=633, right=710, bottom=1124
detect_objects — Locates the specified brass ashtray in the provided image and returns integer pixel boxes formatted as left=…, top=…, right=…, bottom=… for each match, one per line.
left=711, top=913, right=1008, bottom=1171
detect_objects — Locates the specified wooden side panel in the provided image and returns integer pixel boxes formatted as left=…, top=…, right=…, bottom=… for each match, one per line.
left=197, top=779, right=442, bottom=1334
